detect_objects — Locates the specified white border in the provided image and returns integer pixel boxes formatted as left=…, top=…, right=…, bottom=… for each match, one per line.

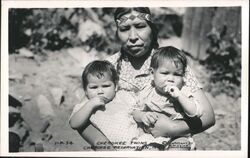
left=1, top=0, right=248, bottom=8
left=1, top=0, right=249, bottom=157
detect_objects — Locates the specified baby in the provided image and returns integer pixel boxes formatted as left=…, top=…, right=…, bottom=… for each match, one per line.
left=69, top=60, right=169, bottom=151
left=132, top=46, right=203, bottom=150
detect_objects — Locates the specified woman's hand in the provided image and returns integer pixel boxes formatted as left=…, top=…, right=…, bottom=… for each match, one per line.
left=149, top=116, right=170, bottom=137
left=141, top=112, right=158, bottom=126
left=148, top=113, right=190, bottom=138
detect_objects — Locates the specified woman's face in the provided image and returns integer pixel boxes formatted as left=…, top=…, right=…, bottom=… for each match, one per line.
left=117, top=11, right=153, bottom=58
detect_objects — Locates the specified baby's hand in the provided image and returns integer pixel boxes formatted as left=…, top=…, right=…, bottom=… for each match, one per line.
left=164, top=86, right=181, bottom=98
left=89, top=96, right=107, bottom=108
left=141, top=112, right=158, bottom=126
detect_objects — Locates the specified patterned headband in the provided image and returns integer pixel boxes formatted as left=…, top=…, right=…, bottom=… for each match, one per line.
left=116, top=13, right=152, bottom=25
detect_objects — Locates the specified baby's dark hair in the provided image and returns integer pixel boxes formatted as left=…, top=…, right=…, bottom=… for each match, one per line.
left=150, top=46, right=187, bottom=73
left=82, top=60, right=119, bottom=90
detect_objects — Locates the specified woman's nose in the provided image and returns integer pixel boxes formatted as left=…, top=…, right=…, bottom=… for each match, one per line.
left=128, top=27, right=138, bottom=43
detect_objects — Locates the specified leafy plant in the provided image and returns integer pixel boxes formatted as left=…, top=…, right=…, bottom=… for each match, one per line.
left=200, top=26, right=241, bottom=97
left=9, top=8, right=121, bottom=55
left=9, top=9, right=82, bottom=54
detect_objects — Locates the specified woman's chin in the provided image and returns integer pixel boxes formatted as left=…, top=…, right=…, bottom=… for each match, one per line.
left=129, top=50, right=149, bottom=58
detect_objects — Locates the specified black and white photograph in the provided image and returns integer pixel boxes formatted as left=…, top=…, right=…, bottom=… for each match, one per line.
left=1, top=0, right=249, bottom=157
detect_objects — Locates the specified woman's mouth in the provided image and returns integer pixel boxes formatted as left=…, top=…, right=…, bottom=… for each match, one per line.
left=128, top=44, right=144, bottom=49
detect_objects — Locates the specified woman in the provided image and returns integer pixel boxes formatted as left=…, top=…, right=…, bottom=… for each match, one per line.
left=73, top=7, right=215, bottom=150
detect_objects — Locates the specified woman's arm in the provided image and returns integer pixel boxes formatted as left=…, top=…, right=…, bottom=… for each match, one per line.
left=77, top=124, right=115, bottom=151
left=188, top=89, right=216, bottom=133
left=149, top=89, right=215, bottom=137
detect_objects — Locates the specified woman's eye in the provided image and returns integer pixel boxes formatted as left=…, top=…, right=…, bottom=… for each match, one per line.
left=119, top=26, right=130, bottom=32
left=135, top=24, right=146, bottom=29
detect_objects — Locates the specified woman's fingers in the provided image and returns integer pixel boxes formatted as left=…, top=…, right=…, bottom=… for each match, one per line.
left=145, top=112, right=158, bottom=125
left=147, top=116, right=156, bottom=124
left=142, top=117, right=150, bottom=126
left=149, top=113, right=158, bottom=122
left=151, top=112, right=159, bottom=120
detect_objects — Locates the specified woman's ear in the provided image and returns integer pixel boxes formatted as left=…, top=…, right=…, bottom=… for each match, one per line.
left=115, top=30, right=122, bottom=43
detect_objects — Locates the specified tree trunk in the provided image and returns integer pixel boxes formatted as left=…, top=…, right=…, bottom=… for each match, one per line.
left=182, top=7, right=241, bottom=60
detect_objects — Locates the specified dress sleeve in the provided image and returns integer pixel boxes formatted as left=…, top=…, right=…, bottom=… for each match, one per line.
left=130, top=85, right=152, bottom=111
left=116, top=90, right=142, bottom=113
left=183, top=65, right=203, bottom=93
left=105, top=52, right=120, bottom=66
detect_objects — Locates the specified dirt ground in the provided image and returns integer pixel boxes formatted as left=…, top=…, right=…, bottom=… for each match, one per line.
left=8, top=45, right=241, bottom=152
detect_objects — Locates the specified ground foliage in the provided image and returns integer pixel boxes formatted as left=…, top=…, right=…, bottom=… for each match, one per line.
left=9, top=8, right=182, bottom=54
left=200, top=26, right=241, bottom=98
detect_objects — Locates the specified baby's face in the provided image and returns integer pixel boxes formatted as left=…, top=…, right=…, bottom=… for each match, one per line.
left=85, top=73, right=116, bottom=103
left=152, top=60, right=184, bottom=95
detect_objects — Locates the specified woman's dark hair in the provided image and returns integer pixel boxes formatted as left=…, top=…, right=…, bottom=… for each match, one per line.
left=150, top=46, right=187, bottom=73
left=114, top=7, right=159, bottom=76
left=114, top=7, right=159, bottom=49
left=82, top=60, right=119, bottom=90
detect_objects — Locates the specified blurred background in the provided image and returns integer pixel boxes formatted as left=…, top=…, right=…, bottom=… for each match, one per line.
left=8, top=7, right=241, bottom=152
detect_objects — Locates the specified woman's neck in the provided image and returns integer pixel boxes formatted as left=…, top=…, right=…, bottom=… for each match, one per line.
left=127, top=52, right=151, bottom=70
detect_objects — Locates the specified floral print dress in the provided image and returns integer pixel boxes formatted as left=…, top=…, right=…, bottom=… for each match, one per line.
left=106, top=51, right=202, bottom=93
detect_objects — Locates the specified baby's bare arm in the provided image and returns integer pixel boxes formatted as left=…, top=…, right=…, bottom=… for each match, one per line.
left=177, top=94, right=199, bottom=117
left=69, top=97, right=105, bottom=129
left=149, top=89, right=215, bottom=137
left=165, top=86, right=198, bottom=117
left=190, top=89, right=215, bottom=133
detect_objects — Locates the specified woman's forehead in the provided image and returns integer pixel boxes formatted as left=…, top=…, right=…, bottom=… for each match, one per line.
left=117, top=10, right=149, bottom=25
